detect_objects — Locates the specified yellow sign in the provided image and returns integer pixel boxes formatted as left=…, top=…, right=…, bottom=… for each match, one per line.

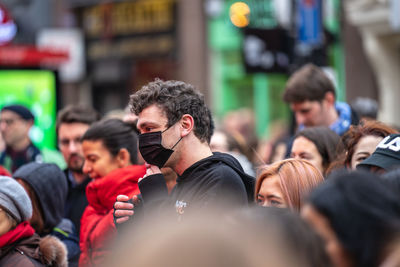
left=83, top=0, right=175, bottom=38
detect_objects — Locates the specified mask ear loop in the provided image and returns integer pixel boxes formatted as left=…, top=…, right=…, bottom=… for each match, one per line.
left=161, top=122, right=182, bottom=150
left=171, top=137, right=183, bottom=150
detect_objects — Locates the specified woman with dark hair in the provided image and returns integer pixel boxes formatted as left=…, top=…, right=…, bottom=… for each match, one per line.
left=79, top=118, right=146, bottom=267
left=301, top=171, right=400, bottom=267
left=291, top=126, right=344, bottom=176
left=333, top=120, right=397, bottom=170
left=255, top=159, right=324, bottom=211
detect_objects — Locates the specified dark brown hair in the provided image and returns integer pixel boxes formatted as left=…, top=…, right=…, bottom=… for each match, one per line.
left=15, top=179, right=45, bottom=234
left=56, top=104, right=100, bottom=134
left=283, top=64, right=336, bottom=103
left=294, top=127, right=344, bottom=174
left=130, top=79, right=214, bottom=143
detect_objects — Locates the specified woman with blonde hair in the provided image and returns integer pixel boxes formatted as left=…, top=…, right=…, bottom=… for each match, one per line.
left=255, top=159, right=324, bottom=211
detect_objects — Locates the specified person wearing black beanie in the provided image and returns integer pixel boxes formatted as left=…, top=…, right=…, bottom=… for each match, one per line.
left=0, top=104, right=42, bottom=173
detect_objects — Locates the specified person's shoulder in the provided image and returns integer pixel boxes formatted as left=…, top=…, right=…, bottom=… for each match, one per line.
left=0, top=251, right=44, bottom=267
left=201, top=154, right=243, bottom=183
left=203, top=152, right=244, bottom=171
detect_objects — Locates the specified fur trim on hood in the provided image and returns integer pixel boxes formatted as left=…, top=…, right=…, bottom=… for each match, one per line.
left=39, top=236, right=68, bottom=267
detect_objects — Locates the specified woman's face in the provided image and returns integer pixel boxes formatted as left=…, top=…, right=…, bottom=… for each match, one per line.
left=82, top=140, right=121, bottom=179
left=350, top=135, right=383, bottom=169
left=291, top=136, right=324, bottom=174
left=0, top=208, right=14, bottom=236
left=256, top=174, right=287, bottom=208
left=301, top=204, right=353, bottom=267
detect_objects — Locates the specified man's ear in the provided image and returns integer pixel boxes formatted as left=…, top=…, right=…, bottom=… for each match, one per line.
left=117, top=148, right=131, bottom=167
left=180, top=114, right=194, bottom=137
left=324, top=92, right=335, bottom=106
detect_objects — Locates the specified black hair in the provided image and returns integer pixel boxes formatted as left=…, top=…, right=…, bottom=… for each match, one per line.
left=382, top=168, right=400, bottom=194
left=294, top=126, right=344, bottom=172
left=129, top=79, right=214, bottom=144
left=309, top=170, right=400, bottom=267
left=81, top=118, right=138, bottom=164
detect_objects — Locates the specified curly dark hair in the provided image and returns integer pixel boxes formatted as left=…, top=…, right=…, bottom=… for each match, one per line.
left=129, top=79, right=214, bottom=143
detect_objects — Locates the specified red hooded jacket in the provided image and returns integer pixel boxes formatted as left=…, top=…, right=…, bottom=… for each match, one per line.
left=79, top=165, right=146, bottom=267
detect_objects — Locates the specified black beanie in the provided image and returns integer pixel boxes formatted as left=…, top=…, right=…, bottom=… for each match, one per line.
left=1, top=104, right=34, bottom=121
left=14, top=162, right=67, bottom=232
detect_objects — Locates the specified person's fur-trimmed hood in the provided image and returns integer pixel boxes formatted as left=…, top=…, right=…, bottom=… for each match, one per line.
left=39, top=235, right=68, bottom=267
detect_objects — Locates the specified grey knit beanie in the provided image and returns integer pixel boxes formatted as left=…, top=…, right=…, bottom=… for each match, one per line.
left=0, top=176, right=32, bottom=223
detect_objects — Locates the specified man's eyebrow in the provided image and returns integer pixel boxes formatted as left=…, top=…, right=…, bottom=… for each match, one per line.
left=299, top=152, right=312, bottom=157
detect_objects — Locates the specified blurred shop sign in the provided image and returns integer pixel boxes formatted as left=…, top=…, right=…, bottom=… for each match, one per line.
left=82, top=0, right=175, bottom=38
left=81, top=0, right=177, bottom=61
left=297, top=0, right=323, bottom=46
left=0, top=45, right=68, bottom=66
left=37, top=29, right=85, bottom=82
left=0, top=4, right=16, bottom=45
left=243, top=28, right=293, bottom=73
left=88, top=34, right=174, bottom=61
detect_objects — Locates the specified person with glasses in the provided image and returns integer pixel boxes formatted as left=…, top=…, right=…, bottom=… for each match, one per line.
left=56, top=105, right=100, bottom=234
left=0, top=104, right=42, bottom=173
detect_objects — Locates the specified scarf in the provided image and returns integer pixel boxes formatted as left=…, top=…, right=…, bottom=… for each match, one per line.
left=0, top=221, right=35, bottom=248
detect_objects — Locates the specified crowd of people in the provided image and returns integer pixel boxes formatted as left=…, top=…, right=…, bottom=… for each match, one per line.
left=1, top=63, right=400, bottom=267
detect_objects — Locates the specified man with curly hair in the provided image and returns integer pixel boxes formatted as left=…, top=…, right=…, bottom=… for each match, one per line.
left=114, top=79, right=254, bottom=223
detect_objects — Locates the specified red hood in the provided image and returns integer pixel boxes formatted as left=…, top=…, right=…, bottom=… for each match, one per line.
left=86, top=165, right=146, bottom=211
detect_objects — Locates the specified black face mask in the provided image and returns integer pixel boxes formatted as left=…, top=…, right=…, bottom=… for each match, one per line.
left=138, top=127, right=182, bottom=168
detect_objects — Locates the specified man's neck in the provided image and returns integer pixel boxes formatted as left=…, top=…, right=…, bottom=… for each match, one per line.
left=326, top=105, right=339, bottom=127
left=71, top=171, right=87, bottom=184
left=174, top=139, right=213, bottom=176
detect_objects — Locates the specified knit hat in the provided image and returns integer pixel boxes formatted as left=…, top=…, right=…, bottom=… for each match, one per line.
left=14, top=163, right=67, bottom=230
left=0, top=176, right=32, bottom=223
left=357, top=134, right=400, bottom=171
left=1, top=104, right=34, bottom=121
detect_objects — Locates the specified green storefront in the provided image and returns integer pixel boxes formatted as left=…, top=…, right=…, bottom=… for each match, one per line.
left=207, top=0, right=344, bottom=139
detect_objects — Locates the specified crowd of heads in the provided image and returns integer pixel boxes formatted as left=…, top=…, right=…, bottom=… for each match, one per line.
left=1, top=70, right=400, bottom=267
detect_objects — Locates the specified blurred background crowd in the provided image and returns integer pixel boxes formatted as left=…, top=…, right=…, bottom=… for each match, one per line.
left=0, top=0, right=400, bottom=267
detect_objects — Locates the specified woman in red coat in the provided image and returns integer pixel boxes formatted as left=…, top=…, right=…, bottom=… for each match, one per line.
left=79, top=119, right=146, bottom=267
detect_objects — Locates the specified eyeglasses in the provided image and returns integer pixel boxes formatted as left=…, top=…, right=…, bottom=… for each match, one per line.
left=59, top=137, right=82, bottom=147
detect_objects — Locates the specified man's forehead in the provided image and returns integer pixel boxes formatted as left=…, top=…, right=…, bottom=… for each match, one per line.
left=58, top=123, right=90, bottom=134
left=290, top=101, right=318, bottom=110
left=0, top=110, right=20, bottom=118
left=137, top=105, right=168, bottom=126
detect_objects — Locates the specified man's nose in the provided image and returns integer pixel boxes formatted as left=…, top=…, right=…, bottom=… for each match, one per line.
left=68, top=140, right=79, bottom=152
left=295, top=112, right=306, bottom=125
left=82, top=161, right=90, bottom=174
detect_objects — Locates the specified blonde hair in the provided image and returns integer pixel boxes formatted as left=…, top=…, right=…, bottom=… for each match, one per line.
left=255, top=159, right=324, bottom=211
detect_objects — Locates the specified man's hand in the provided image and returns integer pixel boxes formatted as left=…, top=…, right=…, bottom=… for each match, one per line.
left=113, top=195, right=137, bottom=225
left=139, top=163, right=162, bottom=182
